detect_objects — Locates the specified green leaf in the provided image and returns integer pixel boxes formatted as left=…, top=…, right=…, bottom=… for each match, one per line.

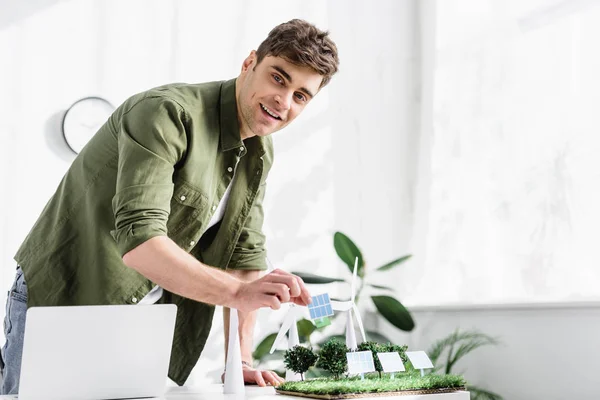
left=427, top=329, right=500, bottom=374
left=365, top=330, right=392, bottom=343
left=253, top=333, right=278, bottom=361
left=428, top=329, right=458, bottom=367
left=451, top=338, right=497, bottom=370
left=376, top=255, right=412, bottom=271
left=334, top=232, right=364, bottom=277
left=297, top=318, right=317, bottom=341
left=371, top=295, right=415, bottom=331
left=291, top=271, right=346, bottom=284
left=368, top=283, right=395, bottom=291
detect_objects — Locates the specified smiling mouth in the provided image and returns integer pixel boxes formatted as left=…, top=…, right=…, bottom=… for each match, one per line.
left=260, top=103, right=281, bottom=120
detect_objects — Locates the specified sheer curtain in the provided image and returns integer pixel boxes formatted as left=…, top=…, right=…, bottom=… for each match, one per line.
left=408, top=0, right=600, bottom=306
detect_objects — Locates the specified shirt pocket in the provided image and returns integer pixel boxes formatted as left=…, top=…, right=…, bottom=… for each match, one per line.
left=167, top=180, right=208, bottom=238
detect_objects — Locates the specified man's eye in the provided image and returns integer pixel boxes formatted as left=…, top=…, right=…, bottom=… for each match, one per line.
left=295, top=93, right=306, bottom=102
left=273, top=74, right=283, bottom=84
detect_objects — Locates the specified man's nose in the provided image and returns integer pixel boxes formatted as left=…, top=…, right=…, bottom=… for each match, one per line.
left=274, top=91, right=292, bottom=111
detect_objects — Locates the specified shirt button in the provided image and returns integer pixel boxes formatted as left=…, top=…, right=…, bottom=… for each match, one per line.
left=212, top=205, right=217, bottom=211
left=132, top=297, right=138, bottom=303
left=180, top=195, right=186, bottom=201
left=227, top=167, right=233, bottom=173
left=240, top=146, right=245, bottom=152
left=190, top=240, right=195, bottom=246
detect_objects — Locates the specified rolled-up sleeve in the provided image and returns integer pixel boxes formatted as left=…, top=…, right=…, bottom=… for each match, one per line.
left=111, top=96, right=188, bottom=256
left=227, top=182, right=268, bottom=271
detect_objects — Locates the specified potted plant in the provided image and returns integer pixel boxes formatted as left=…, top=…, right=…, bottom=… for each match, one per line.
left=294, top=231, right=415, bottom=344
left=427, top=329, right=503, bottom=400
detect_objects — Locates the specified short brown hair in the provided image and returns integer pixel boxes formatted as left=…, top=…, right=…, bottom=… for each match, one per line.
left=256, top=19, right=339, bottom=89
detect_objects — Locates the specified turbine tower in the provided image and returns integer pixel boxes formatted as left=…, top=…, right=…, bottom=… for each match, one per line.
left=331, top=257, right=366, bottom=350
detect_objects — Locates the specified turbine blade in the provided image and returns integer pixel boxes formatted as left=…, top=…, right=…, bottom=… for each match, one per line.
left=298, top=305, right=311, bottom=320
left=352, top=303, right=367, bottom=343
left=270, top=310, right=295, bottom=353
left=289, top=319, right=300, bottom=348
left=331, top=300, right=353, bottom=312
left=351, top=257, right=358, bottom=302
left=266, top=256, right=276, bottom=273
left=345, top=310, right=357, bottom=350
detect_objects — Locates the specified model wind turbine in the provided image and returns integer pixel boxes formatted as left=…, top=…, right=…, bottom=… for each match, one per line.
left=223, top=308, right=244, bottom=395
left=269, top=304, right=309, bottom=381
left=331, top=257, right=366, bottom=350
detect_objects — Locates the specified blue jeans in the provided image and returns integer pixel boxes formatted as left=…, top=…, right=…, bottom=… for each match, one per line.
left=0, top=266, right=28, bottom=395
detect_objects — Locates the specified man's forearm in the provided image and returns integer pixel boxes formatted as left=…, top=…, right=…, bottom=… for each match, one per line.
left=122, top=235, right=243, bottom=308
left=223, top=269, right=263, bottom=365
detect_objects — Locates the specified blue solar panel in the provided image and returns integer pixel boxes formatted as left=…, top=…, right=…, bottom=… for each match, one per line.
left=308, top=293, right=334, bottom=321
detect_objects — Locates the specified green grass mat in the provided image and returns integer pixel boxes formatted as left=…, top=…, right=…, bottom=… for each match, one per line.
left=278, top=373, right=466, bottom=396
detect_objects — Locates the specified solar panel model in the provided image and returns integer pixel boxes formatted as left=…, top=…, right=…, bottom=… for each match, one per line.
left=346, top=350, right=376, bottom=379
left=308, top=293, right=334, bottom=328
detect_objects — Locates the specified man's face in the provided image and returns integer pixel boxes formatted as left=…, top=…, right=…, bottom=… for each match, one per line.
left=236, top=52, right=324, bottom=139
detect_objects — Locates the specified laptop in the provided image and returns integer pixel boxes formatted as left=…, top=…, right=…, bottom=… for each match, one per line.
left=13, top=304, right=177, bottom=400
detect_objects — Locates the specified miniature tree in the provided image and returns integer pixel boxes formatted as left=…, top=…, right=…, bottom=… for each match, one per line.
left=357, top=341, right=384, bottom=378
left=316, top=339, right=349, bottom=379
left=383, top=343, right=409, bottom=365
left=283, top=345, right=318, bottom=381
left=356, top=341, right=410, bottom=378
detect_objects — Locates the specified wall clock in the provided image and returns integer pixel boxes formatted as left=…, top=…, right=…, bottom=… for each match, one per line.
left=62, top=97, right=115, bottom=154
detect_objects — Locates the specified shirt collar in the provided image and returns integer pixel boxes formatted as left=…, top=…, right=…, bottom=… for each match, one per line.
left=219, top=78, right=243, bottom=152
left=219, top=78, right=266, bottom=157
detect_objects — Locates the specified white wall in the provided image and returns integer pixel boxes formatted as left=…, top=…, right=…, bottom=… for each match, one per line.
left=5, top=2, right=593, bottom=399
left=405, top=0, right=600, bottom=306
left=382, top=303, right=600, bottom=400
left=0, top=0, right=419, bottom=386
left=385, top=1, right=600, bottom=399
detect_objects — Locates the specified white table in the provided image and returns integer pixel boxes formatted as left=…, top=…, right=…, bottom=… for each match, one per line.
left=163, top=384, right=470, bottom=399
left=0, top=384, right=470, bottom=399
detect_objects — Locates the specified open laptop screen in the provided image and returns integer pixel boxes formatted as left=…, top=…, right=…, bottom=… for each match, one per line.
left=18, top=304, right=176, bottom=400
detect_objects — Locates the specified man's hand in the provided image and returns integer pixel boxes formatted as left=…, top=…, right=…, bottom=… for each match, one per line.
left=242, top=364, right=286, bottom=387
left=231, top=268, right=311, bottom=313
left=220, top=364, right=286, bottom=387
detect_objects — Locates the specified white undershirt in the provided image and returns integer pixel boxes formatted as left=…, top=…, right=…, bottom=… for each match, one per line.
left=138, top=168, right=237, bottom=305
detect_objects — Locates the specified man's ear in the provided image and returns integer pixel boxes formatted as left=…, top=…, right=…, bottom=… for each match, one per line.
left=241, top=50, right=257, bottom=73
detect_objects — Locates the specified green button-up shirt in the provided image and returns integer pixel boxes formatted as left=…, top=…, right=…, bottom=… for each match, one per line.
left=14, top=78, right=273, bottom=385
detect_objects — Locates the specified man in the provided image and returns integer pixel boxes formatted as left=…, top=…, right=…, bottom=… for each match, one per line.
left=0, top=19, right=339, bottom=395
